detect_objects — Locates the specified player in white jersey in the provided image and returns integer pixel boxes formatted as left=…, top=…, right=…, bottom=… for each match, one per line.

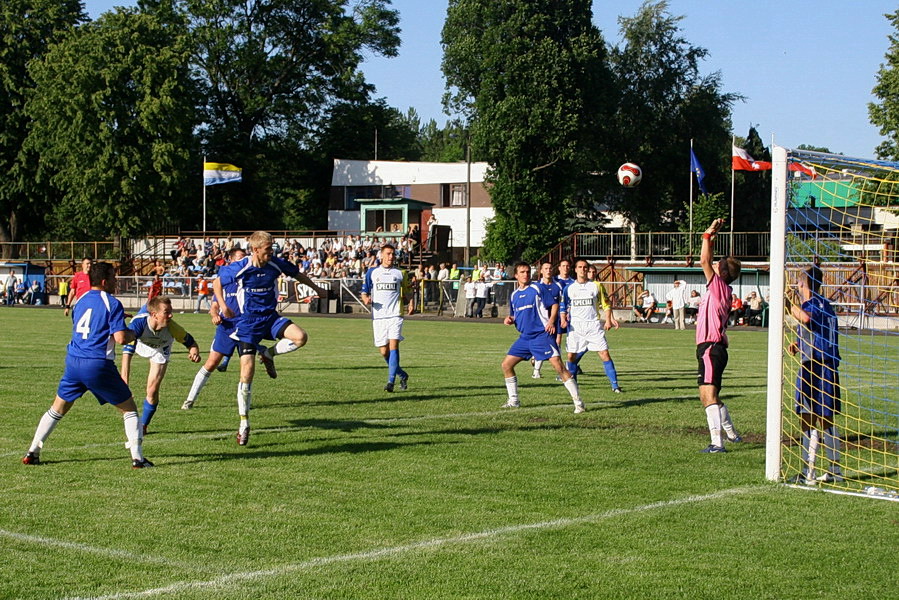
left=120, top=296, right=201, bottom=434
left=560, top=259, right=622, bottom=393
left=361, top=244, right=411, bottom=392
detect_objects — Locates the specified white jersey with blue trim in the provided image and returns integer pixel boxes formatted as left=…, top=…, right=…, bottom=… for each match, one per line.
left=362, top=265, right=409, bottom=319
left=561, top=281, right=611, bottom=327
left=67, top=290, right=127, bottom=361
left=510, top=283, right=556, bottom=337
left=218, top=256, right=299, bottom=317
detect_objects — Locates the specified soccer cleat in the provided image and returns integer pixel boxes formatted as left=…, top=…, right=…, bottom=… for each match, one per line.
left=574, top=401, right=586, bottom=414
left=531, top=371, right=542, bottom=379
left=215, top=362, right=228, bottom=373
left=555, top=375, right=563, bottom=382
left=501, top=400, right=520, bottom=409
left=259, top=351, right=277, bottom=379
left=576, top=365, right=584, bottom=375
left=612, top=387, right=623, bottom=394
left=181, top=399, right=194, bottom=410
left=700, top=444, right=727, bottom=453
left=22, top=452, right=40, bottom=465
left=237, top=428, right=250, bottom=446
left=787, top=474, right=813, bottom=485
left=132, top=458, right=154, bottom=469
left=384, top=382, right=395, bottom=393
left=726, top=433, right=743, bottom=443
left=399, top=374, right=409, bottom=391
left=142, top=424, right=148, bottom=436
left=817, top=472, right=845, bottom=483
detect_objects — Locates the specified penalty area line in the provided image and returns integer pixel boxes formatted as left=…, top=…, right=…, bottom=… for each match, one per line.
left=68, top=485, right=762, bottom=600
left=0, top=529, right=201, bottom=571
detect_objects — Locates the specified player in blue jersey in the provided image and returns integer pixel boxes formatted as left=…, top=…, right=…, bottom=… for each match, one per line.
left=361, top=244, right=412, bottom=392
left=560, top=258, right=622, bottom=393
left=182, top=247, right=248, bottom=410
left=788, top=265, right=843, bottom=484
left=530, top=261, right=560, bottom=379
left=214, top=231, right=328, bottom=445
left=502, top=262, right=585, bottom=413
left=120, top=296, right=200, bottom=434
left=22, top=262, right=153, bottom=468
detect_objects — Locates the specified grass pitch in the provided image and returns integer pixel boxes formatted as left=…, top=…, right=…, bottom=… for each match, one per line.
left=1, top=310, right=896, bottom=599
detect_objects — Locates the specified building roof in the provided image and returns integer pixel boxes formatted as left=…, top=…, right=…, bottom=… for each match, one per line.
left=331, top=159, right=490, bottom=186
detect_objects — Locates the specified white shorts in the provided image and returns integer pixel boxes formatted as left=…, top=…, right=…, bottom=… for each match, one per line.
left=131, top=340, right=172, bottom=364
left=566, top=323, right=608, bottom=354
left=373, top=317, right=404, bottom=347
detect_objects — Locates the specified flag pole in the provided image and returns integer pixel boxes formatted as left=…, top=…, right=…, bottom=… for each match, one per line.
left=729, top=135, right=735, bottom=257
left=202, top=156, right=207, bottom=235
left=689, top=139, right=694, bottom=258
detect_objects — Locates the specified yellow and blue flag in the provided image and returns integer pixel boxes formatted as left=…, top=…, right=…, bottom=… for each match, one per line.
left=203, top=162, right=242, bottom=186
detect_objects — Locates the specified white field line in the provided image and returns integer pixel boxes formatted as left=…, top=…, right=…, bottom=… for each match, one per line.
left=0, top=529, right=200, bottom=571
left=1, top=389, right=769, bottom=459
left=67, top=485, right=761, bottom=600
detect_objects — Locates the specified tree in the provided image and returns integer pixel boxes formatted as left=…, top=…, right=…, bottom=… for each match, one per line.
left=0, top=0, right=84, bottom=252
left=25, top=7, right=197, bottom=239
left=442, top=0, right=614, bottom=263
left=185, top=0, right=401, bottom=227
left=606, top=1, right=738, bottom=231
left=869, top=9, right=899, bottom=160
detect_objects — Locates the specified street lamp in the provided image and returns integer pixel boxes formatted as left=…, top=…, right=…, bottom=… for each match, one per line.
left=465, top=133, right=471, bottom=267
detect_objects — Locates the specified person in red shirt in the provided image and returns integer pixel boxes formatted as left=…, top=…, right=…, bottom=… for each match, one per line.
left=64, top=257, right=93, bottom=316
left=730, top=293, right=744, bottom=326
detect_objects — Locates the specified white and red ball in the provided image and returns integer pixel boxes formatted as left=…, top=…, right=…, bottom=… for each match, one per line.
left=617, top=162, right=642, bottom=187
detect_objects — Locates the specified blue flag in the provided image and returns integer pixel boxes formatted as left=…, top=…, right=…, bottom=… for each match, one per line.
left=690, top=149, right=707, bottom=194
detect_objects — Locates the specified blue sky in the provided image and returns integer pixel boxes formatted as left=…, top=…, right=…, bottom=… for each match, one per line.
left=84, top=0, right=896, bottom=158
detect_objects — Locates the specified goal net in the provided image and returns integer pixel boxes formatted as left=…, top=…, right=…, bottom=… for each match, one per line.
left=766, top=146, right=899, bottom=501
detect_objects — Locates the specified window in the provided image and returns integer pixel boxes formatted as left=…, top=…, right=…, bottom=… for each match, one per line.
left=450, top=184, right=467, bottom=207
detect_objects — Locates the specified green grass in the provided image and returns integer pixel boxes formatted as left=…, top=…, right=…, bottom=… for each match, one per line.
left=1, top=310, right=896, bottom=599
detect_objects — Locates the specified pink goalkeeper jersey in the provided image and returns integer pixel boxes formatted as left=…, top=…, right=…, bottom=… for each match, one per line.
left=696, top=274, right=731, bottom=346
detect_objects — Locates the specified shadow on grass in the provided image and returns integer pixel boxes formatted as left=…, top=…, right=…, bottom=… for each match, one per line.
left=168, top=439, right=443, bottom=464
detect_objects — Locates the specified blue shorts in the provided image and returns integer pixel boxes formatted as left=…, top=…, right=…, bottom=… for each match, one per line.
left=230, top=313, right=292, bottom=345
left=507, top=333, right=560, bottom=361
left=57, top=356, right=132, bottom=405
left=211, top=322, right=239, bottom=357
left=795, top=361, right=841, bottom=419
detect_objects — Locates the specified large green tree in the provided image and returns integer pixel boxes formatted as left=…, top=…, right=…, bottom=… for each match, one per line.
left=442, top=0, right=614, bottom=263
left=26, top=7, right=197, bottom=239
left=0, top=0, right=83, bottom=252
left=606, top=1, right=737, bottom=230
left=185, top=0, right=401, bottom=227
left=869, top=8, right=899, bottom=160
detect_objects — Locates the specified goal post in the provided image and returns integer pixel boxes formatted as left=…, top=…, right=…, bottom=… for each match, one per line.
left=767, top=145, right=899, bottom=501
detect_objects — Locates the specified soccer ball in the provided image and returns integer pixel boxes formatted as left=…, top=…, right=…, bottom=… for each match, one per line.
left=617, top=163, right=642, bottom=187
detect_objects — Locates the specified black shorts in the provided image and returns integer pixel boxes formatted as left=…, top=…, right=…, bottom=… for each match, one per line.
left=697, top=342, right=728, bottom=389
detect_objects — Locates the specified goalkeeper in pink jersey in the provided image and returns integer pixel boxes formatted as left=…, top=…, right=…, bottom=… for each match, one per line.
left=695, top=219, right=743, bottom=453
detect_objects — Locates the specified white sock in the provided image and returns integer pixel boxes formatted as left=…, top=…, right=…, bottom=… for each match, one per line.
left=270, top=338, right=298, bottom=357
left=720, top=404, right=737, bottom=438
left=29, top=408, right=63, bottom=454
left=533, top=360, right=543, bottom=373
left=822, top=426, right=842, bottom=474
left=186, top=367, right=211, bottom=404
left=237, top=382, right=252, bottom=427
left=562, top=377, right=581, bottom=404
left=504, top=376, right=518, bottom=404
left=123, top=411, right=143, bottom=460
left=803, top=429, right=820, bottom=479
left=705, top=404, right=723, bottom=447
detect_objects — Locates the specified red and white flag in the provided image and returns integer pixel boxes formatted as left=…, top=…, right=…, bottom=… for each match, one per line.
left=732, top=145, right=771, bottom=171
left=788, top=161, right=817, bottom=178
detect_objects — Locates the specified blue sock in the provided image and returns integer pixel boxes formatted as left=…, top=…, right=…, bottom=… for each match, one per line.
left=566, top=361, right=578, bottom=378
left=574, top=350, right=588, bottom=365
left=603, top=360, right=619, bottom=389
left=140, top=399, right=158, bottom=428
left=387, top=349, right=400, bottom=383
